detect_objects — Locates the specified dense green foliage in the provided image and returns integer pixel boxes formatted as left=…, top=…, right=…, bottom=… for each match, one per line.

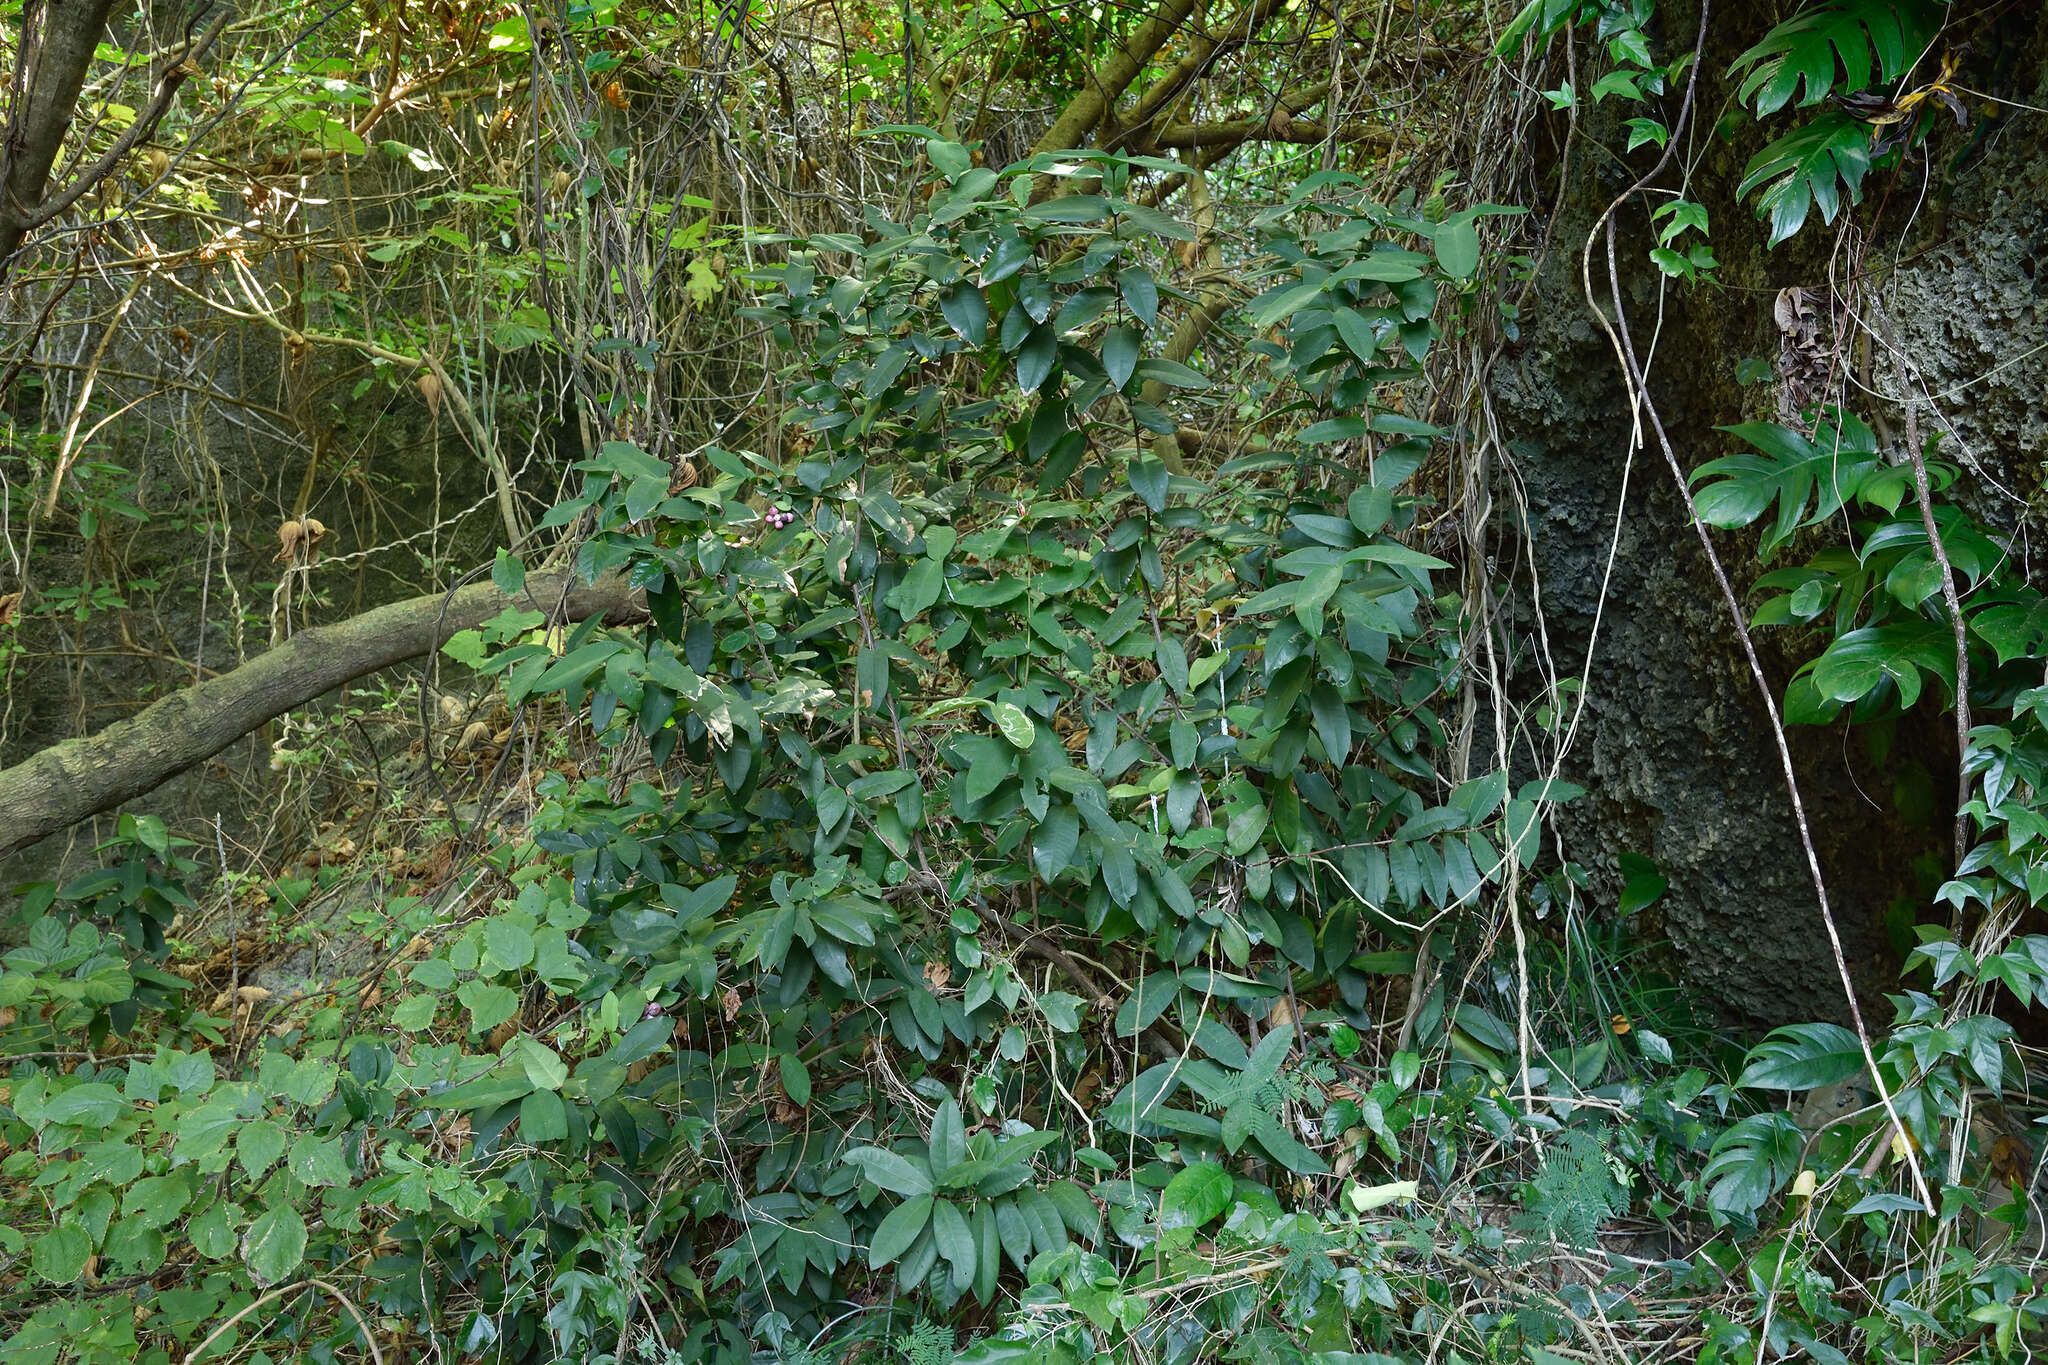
left=4, top=0, right=2047, bottom=1363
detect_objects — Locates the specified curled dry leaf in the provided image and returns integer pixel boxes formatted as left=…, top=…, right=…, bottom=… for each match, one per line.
left=416, top=369, right=443, bottom=416
left=273, top=519, right=304, bottom=563
left=0, top=592, right=19, bottom=627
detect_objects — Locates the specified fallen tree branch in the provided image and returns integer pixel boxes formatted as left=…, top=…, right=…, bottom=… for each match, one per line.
left=0, top=572, right=639, bottom=860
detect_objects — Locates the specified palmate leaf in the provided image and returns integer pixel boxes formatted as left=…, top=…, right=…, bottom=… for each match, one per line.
left=1693, top=411, right=1883, bottom=554
left=1730, top=0, right=1938, bottom=117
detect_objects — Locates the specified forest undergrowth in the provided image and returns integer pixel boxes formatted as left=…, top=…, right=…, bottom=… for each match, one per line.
left=6, top=1, right=2048, bottom=1363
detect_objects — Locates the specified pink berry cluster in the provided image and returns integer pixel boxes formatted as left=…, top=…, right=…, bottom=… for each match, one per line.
left=764, top=507, right=796, bottom=531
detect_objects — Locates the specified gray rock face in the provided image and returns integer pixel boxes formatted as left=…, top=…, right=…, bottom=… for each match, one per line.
left=1483, top=3, right=2048, bottom=1024
left=1887, top=46, right=2048, bottom=546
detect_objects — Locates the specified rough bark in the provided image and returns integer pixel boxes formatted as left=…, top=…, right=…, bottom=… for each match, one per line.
left=0, top=1, right=229, bottom=273
left=1483, top=0, right=2048, bottom=1024
left=0, top=1, right=121, bottom=268
left=0, top=573, right=638, bottom=860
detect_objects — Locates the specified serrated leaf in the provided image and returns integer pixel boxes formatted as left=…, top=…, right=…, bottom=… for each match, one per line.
left=32, top=1224, right=91, bottom=1286
left=42, top=1082, right=125, bottom=1129
left=517, top=1037, right=569, bottom=1091
left=393, top=994, right=438, bottom=1030
left=519, top=1090, right=568, bottom=1142
left=236, top=1121, right=288, bottom=1178
left=457, top=980, right=520, bottom=1032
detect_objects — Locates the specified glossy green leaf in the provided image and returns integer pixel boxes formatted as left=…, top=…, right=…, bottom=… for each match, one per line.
left=1158, top=1161, right=1234, bottom=1230
left=869, top=1194, right=932, bottom=1266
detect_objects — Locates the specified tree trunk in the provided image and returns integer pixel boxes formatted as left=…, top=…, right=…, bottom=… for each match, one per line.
left=0, top=0, right=121, bottom=268
left=1489, top=0, right=2048, bottom=1023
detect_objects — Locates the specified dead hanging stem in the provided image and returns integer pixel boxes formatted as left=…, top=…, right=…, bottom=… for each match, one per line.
left=1880, top=314, right=1972, bottom=869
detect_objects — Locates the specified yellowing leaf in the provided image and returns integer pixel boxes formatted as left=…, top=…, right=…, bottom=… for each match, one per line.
left=1346, top=1179, right=1419, bottom=1212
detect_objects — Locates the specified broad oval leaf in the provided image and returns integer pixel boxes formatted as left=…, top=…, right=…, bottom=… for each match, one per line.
left=990, top=700, right=1036, bottom=749
left=843, top=1146, right=935, bottom=1197
left=242, top=1204, right=308, bottom=1286
left=929, top=1197, right=976, bottom=1289
left=869, top=1193, right=933, bottom=1267
left=1102, top=325, right=1140, bottom=391
left=32, top=1224, right=91, bottom=1286
left=940, top=285, right=989, bottom=343
left=1158, top=1161, right=1233, bottom=1230
left=1433, top=218, right=1479, bottom=278
left=929, top=1099, right=967, bottom=1174
left=1736, top=1022, right=1864, bottom=1091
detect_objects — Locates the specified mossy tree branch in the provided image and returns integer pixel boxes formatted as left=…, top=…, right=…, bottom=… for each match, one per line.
left=0, top=573, right=639, bottom=861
